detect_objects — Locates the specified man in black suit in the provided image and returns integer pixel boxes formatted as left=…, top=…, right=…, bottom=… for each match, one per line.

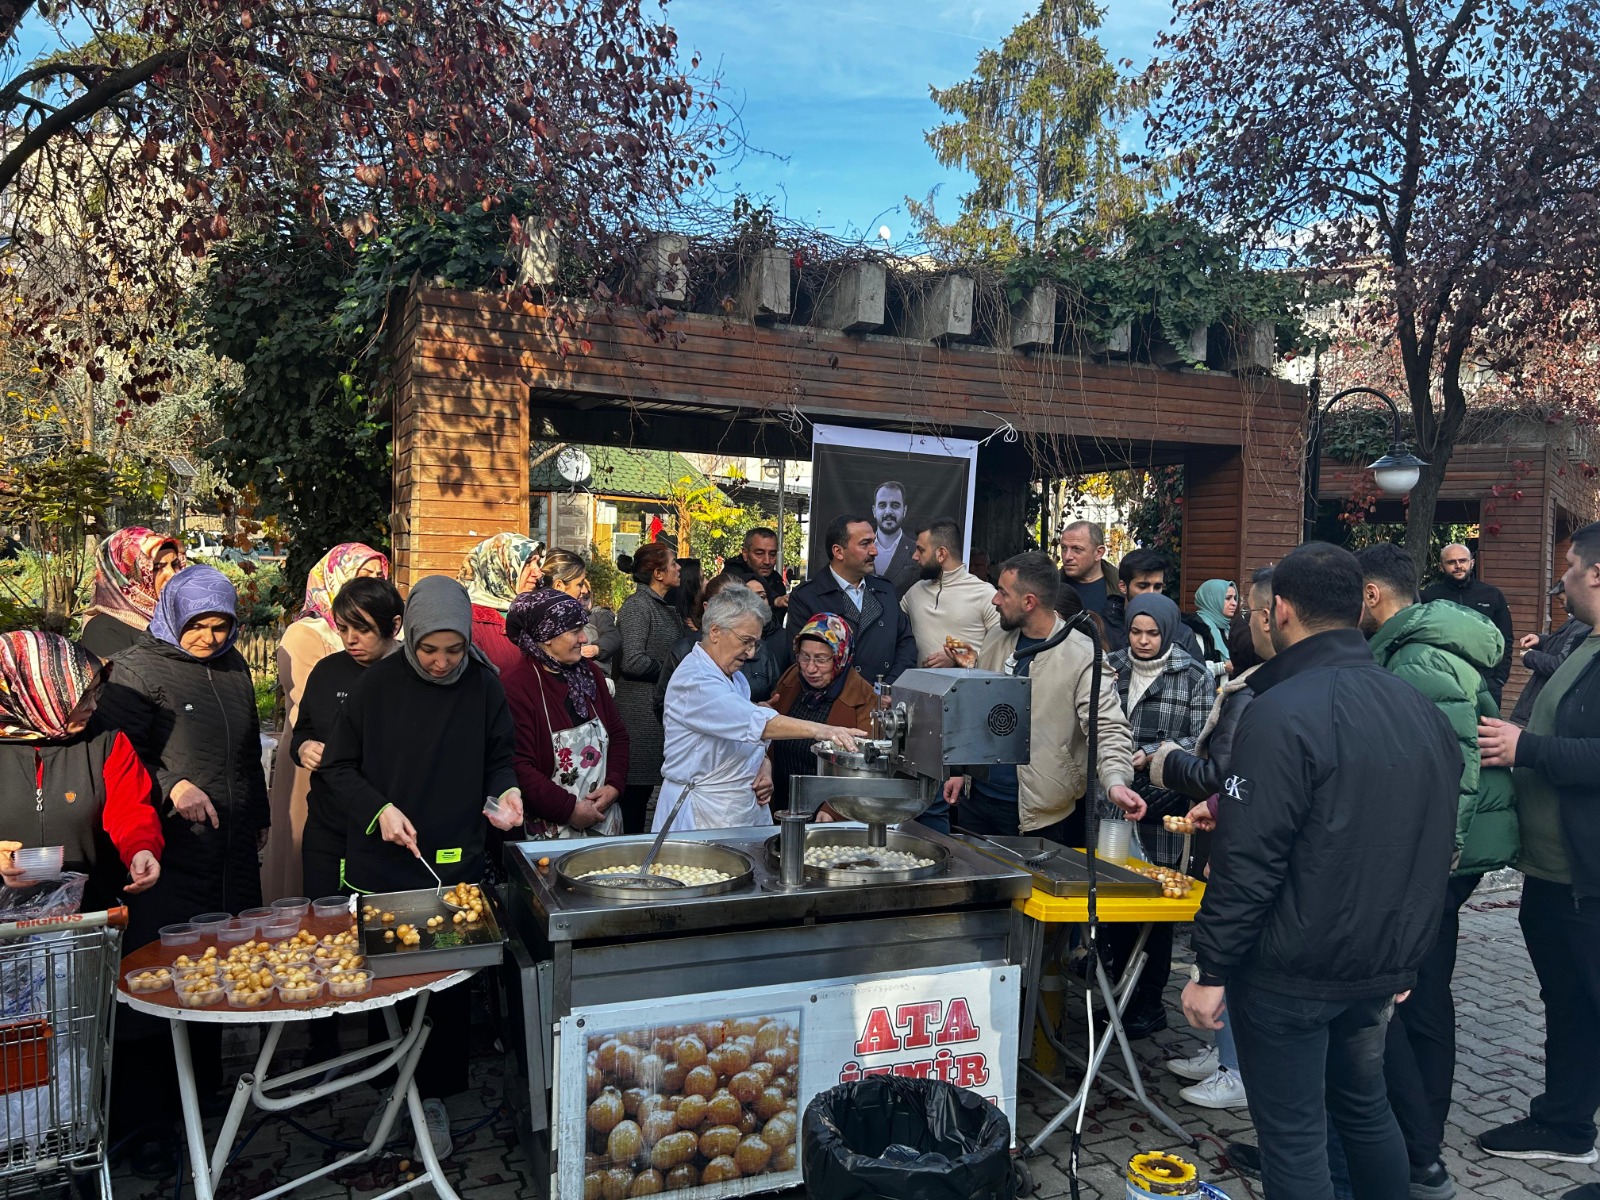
left=787, top=513, right=917, bottom=687
left=871, top=481, right=920, bottom=596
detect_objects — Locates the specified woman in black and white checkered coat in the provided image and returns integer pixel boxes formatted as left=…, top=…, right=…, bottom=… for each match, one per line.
left=1105, top=590, right=1215, bottom=1036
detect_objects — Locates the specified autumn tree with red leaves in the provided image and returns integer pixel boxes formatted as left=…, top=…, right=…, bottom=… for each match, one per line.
left=1, top=0, right=716, bottom=411
left=1149, top=0, right=1600, bottom=566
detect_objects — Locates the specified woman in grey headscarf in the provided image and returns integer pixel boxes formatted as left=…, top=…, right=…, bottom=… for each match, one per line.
left=320, top=576, right=524, bottom=895
left=319, top=576, right=523, bottom=1113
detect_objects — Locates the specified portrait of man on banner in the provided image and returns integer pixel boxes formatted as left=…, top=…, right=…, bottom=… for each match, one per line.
left=808, top=425, right=978, bottom=597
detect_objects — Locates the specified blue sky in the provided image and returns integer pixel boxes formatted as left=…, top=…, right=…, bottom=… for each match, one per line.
left=9, top=0, right=1173, bottom=244
left=667, top=0, right=1173, bottom=243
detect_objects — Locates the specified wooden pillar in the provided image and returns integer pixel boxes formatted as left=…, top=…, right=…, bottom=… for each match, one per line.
left=1180, top=446, right=1246, bottom=607
left=389, top=289, right=531, bottom=592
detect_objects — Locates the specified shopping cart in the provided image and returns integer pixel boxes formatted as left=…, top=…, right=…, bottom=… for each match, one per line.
left=0, top=907, right=124, bottom=1199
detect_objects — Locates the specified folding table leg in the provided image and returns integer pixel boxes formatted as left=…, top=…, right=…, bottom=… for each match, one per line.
left=168, top=1019, right=217, bottom=1200
left=383, top=997, right=462, bottom=1200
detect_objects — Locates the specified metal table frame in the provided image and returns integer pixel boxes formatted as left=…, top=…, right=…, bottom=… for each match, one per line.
left=121, top=970, right=474, bottom=1200
left=1014, top=880, right=1204, bottom=1157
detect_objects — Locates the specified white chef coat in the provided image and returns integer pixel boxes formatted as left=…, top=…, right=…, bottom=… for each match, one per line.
left=653, top=644, right=780, bottom=832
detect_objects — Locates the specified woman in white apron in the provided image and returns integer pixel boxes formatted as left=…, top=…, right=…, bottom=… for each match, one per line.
left=654, top=588, right=868, bottom=833
left=503, top=590, right=630, bottom=837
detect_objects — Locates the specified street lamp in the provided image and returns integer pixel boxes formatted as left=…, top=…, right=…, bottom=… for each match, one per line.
left=1303, top=385, right=1428, bottom=542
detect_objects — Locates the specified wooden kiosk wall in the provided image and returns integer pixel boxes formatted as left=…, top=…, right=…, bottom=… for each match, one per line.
left=388, top=286, right=1310, bottom=602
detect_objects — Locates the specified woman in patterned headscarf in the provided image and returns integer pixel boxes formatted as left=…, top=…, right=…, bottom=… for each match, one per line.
left=458, top=533, right=546, bottom=676
left=79, top=527, right=186, bottom=659
left=263, top=542, right=388, bottom=900
left=765, top=612, right=879, bottom=810
left=0, top=632, right=162, bottom=907
left=501, top=589, right=629, bottom=838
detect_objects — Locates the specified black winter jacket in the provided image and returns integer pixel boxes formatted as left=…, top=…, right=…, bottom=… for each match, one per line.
left=1421, top=575, right=1514, bottom=701
left=95, top=636, right=269, bottom=897
left=1193, top=629, right=1460, bottom=1000
left=1510, top=617, right=1593, bottom=726
left=1149, top=667, right=1259, bottom=803
left=1514, top=638, right=1600, bottom=900
left=784, top=571, right=916, bottom=686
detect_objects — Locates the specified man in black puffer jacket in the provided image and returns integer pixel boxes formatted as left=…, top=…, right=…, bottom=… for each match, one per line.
left=1182, top=543, right=1460, bottom=1200
left=1421, top=542, right=1514, bottom=707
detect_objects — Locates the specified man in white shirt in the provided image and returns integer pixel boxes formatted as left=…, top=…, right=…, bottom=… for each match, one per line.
left=901, top=518, right=1000, bottom=667
left=872, top=481, right=919, bottom=596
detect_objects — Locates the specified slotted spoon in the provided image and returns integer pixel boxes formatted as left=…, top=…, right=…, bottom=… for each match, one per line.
left=588, top=788, right=693, bottom=890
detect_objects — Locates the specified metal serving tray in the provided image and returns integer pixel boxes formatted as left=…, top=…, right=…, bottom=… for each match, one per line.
left=952, top=834, right=1163, bottom=898
left=360, top=887, right=506, bottom=979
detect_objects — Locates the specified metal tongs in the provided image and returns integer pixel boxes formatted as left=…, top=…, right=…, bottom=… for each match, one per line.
left=595, top=788, right=693, bottom=890
left=413, top=843, right=472, bottom=909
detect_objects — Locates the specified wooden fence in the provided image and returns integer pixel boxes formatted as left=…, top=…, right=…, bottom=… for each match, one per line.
left=238, top=624, right=280, bottom=680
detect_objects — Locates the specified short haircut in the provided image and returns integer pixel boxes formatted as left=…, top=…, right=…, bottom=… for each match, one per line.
left=923, top=517, right=962, bottom=556
left=332, top=576, right=404, bottom=635
left=1063, top=520, right=1105, bottom=546
left=1000, top=550, right=1060, bottom=611
left=1118, top=548, right=1168, bottom=585
left=743, top=527, right=777, bottom=548
left=1271, top=542, right=1363, bottom=630
left=702, top=586, right=770, bottom=634
left=1355, top=543, right=1419, bottom=602
left=1247, top=565, right=1274, bottom=604
left=875, top=481, right=906, bottom=500
left=1571, top=521, right=1600, bottom=570
left=824, top=513, right=872, bottom=561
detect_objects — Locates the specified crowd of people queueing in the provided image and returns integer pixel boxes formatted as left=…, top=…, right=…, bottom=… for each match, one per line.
left=0, top=510, right=1595, bottom=1198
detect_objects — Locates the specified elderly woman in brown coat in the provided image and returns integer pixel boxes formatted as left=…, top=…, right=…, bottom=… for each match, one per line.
left=765, top=613, right=878, bottom=812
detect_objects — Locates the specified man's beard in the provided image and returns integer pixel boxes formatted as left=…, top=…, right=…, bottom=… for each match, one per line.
left=919, top=561, right=941, bottom=582
left=998, top=609, right=1024, bottom=632
left=877, top=516, right=899, bottom=535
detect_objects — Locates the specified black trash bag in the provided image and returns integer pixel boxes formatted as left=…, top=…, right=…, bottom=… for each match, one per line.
left=802, top=1077, right=1013, bottom=1200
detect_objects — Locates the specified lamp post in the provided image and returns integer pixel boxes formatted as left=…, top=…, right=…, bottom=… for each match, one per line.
left=1303, top=385, right=1428, bottom=542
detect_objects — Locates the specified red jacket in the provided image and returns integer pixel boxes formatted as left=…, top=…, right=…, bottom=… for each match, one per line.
left=470, top=604, right=523, bottom=678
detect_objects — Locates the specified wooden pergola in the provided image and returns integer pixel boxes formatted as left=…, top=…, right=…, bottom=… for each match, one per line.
left=386, top=285, right=1310, bottom=601
left=1318, top=437, right=1600, bottom=706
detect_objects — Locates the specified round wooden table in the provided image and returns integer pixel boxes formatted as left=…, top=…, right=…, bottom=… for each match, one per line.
left=116, top=913, right=476, bottom=1200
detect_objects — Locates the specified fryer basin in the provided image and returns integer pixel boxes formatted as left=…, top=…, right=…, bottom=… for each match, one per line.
left=762, top=827, right=949, bottom=885
left=554, top=840, right=756, bottom=900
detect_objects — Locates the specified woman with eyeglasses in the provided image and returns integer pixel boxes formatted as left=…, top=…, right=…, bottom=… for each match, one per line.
left=765, top=613, right=878, bottom=811
left=654, top=589, right=867, bottom=833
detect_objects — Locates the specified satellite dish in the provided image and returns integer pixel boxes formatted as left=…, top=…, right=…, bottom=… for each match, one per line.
left=877, top=225, right=892, bottom=242
left=555, top=446, right=592, bottom=485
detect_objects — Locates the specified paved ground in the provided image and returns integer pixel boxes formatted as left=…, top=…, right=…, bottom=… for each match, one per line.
left=106, top=877, right=1596, bottom=1200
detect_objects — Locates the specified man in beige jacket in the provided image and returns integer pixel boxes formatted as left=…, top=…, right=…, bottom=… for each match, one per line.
left=902, top=518, right=1001, bottom=667
left=946, top=551, right=1144, bottom=838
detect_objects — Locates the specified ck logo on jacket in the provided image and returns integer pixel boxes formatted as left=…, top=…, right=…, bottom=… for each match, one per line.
left=1223, top=774, right=1253, bottom=804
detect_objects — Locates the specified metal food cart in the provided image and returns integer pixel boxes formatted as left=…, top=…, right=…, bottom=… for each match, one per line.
left=497, top=669, right=1037, bottom=1198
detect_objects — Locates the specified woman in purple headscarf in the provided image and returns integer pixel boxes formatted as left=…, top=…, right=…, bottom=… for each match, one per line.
left=95, top=565, right=270, bottom=938
left=94, top=565, right=270, bottom=1171
left=502, top=589, right=630, bottom=837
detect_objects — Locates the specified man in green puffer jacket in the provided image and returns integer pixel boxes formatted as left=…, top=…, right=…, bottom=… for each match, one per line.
left=1358, top=543, right=1517, bottom=1200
